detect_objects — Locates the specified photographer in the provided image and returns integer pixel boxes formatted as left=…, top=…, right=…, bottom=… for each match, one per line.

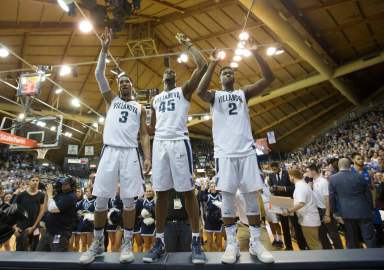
left=14, top=175, right=45, bottom=251
left=37, top=176, right=77, bottom=252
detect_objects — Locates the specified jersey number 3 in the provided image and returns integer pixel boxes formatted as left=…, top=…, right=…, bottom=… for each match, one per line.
left=159, top=99, right=175, bottom=113
left=119, top=111, right=129, bottom=123
left=228, top=102, right=238, bottom=115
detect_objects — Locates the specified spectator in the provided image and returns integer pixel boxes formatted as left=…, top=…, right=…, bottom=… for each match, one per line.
left=14, top=175, right=45, bottom=251
left=307, top=164, right=343, bottom=249
left=37, top=176, right=77, bottom=252
left=140, top=185, right=155, bottom=252
left=204, top=182, right=223, bottom=251
left=268, top=162, right=307, bottom=250
left=329, top=158, right=376, bottom=248
left=283, top=168, right=322, bottom=250
left=164, top=189, right=191, bottom=252
left=0, top=192, right=13, bottom=251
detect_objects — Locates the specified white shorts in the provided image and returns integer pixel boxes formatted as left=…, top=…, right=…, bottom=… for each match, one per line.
left=152, top=139, right=194, bottom=192
left=93, top=146, right=144, bottom=199
left=264, top=203, right=279, bottom=223
left=215, top=154, right=264, bottom=194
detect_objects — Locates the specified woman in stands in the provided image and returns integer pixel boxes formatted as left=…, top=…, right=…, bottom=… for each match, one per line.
left=78, top=186, right=96, bottom=251
left=204, top=182, right=223, bottom=251
left=140, top=184, right=156, bottom=252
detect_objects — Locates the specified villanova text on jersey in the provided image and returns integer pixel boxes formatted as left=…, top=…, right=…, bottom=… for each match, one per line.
left=217, top=92, right=244, bottom=104
left=113, top=101, right=138, bottom=115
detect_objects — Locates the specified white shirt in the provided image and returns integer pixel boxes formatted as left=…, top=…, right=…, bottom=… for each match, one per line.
left=212, top=90, right=256, bottom=158
left=293, top=180, right=321, bottom=227
left=103, top=97, right=141, bottom=148
left=312, top=176, right=329, bottom=209
left=153, top=87, right=190, bottom=140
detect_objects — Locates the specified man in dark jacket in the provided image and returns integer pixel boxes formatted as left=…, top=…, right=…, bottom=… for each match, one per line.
left=268, top=162, right=307, bottom=250
left=329, top=158, right=376, bottom=248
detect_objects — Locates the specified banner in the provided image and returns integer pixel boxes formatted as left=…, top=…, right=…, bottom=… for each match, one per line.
left=267, top=131, right=276, bottom=144
left=84, top=146, right=94, bottom=156
left=68, top=144, right=78, bottom=155
left=0, top=131, right=37, bottom=148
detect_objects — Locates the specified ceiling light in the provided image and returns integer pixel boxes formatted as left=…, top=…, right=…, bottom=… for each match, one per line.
left=202, top=114, right=211, bottom=121
left=239, top=31, right=249, bottom=41
left=266, top=47, right=277, bottom=56
left=0, top=47, right=9, bottom=58
left=237, top=42, right=245, bottom=49
left=235, top=48, right=245, bottom=56
left=64, top=131, right=72, bottom=138
left=55, top=88, right=63, bottom=94
left=188, top=116, right=193, bottom=122
left=17, top=113, right=25, bottom=120
left=217, top=50, right=226, bottom=60
left=50, top=126, right=56, bottom=131
left=233, top=55, right=242, bottom=62
left=59, top=65, right=71, bottom=76
left=92, top=122, right=98, bottom=128
left=57, top=0, right=70, bottom=12
left=230, top=62, right=239, bottom=68
left=275, top=49, right=284, bottom=55
left=79, top=20, right=93, bottom=33
left=106, top=58, right=111, bottom=64
left=98, top=117, right=105, bottom=124
left=71, top=98, right=81, bottom=107
left=179, top=53, right=188, bottom=63
left=242, top=49, right=252, bottom=57
left=36, top=121, right=46, bottom=127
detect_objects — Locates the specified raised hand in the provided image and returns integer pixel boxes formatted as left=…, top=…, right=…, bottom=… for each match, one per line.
left=101, top=27, right=112, bottom=53
left=209, top=49, right=221, bottom=63
left=175, top=33, right=192, bottom=48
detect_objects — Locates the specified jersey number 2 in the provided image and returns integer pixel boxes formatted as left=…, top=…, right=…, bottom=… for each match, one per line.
left=159, top=99, right=175, bottom=112
left=229, top=102, right=238, bottom=115
left=119, top=111, right=129, bottom=123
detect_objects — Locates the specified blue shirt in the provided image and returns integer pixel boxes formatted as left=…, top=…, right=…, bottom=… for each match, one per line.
left=351, top=166, right=371, bottom=184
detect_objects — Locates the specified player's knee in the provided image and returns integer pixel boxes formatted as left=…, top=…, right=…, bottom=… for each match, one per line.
left=243, top=192, right=260, bottom=216
left=221, top=191, right=236, bottom=218
left=122, top=197, right=136, bottom=211
left=95, top=197, right=109, bottom=212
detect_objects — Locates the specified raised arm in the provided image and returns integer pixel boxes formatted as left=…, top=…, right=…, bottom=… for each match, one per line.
left=243, top=48, right=274, bottom=101
left=140, top=106, right=151, bottom=174
left=95, top=28, right=116, bottom=106
left=196, top=50, right=221, bottom=104
left=177, top=33, right=208, bottom=101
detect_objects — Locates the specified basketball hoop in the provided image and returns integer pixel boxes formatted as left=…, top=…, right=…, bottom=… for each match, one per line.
left=36, top=148, right=49, bottom=160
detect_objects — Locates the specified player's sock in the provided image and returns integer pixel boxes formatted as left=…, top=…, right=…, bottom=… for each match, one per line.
left=249, top=225, right=261, bottom=241
left=94, top=227, right=104, bottom=239
left=192, top=232, right=200, bottom=239
left=224, top=224, right=237, bottom=244
left=156, top=232, right=165, bottom=245
left=123, top=228, right=133, bottom=241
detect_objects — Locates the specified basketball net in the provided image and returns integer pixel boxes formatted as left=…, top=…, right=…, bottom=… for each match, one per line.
left=36, top=148, right=49, bottom=160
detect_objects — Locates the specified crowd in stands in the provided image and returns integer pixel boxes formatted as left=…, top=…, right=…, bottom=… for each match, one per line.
left=0, top=105, right=383, bottom=253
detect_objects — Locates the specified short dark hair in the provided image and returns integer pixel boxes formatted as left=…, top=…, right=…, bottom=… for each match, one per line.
left=219, top=66, right=233, bottom=75
left=270, top=162, right=279, bottom=168
left=307, top=163, right=319, bottom=173
left=351, top=152, right=362, bottom=159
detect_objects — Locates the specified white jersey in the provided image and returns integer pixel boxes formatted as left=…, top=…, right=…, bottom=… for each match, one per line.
left=212, top=89, right=256, bottom=158
left=103, top=96, right=141, bottom=148
left=153, top=87, right=190, bottom=140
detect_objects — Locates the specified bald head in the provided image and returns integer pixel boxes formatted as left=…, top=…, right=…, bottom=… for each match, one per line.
left=338, top=158, right=351, bottom=170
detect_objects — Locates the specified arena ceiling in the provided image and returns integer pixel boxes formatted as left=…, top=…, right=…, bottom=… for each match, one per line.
left=0, top=0, right=384, bottom=160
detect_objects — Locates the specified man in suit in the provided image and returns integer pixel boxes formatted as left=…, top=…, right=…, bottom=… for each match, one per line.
left=329, top=158, right=376, bottom=248
left=268, top=162, right=307, bottom=250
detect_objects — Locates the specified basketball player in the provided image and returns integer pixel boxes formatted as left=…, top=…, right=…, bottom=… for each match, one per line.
left=196, top=47, right=275, bottom=264
left=80, top=28, right=151, bottom=264
left=143, top=33, right=207, bottom=264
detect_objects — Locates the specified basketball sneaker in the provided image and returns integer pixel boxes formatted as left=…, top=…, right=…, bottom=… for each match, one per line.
left=120, top=238, right=134, bottom=263
left=79, top=236, right=104, bottom=264
left=191, top=236, right=206, bottom=264
left=221, top=241, right=240, bottom=264
left=249, top=239, right=274, bottom=263
left=142, top=238, right=165, bottom=263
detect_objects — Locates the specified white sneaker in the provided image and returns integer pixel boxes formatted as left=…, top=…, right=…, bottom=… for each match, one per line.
left=249, top=240, right=274, bottom=263
left=79, top=236, right=104, bottom=265
left=221, top=242, right=240, bottom=264
left=120, top=238, right=134, bottom=263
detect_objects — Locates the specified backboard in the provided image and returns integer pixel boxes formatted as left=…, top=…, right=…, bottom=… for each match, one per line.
left=0, top=115, right=63, bottom=151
